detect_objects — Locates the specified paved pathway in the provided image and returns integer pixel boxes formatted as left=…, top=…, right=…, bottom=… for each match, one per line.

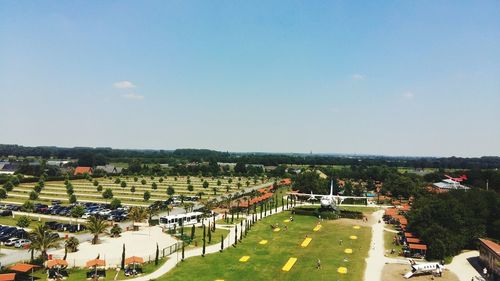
left=447, top=250, right=482, bottom=281
left=364, top=209, right=387, bottom=281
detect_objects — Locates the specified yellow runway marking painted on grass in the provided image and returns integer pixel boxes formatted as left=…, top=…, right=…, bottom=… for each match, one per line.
left=313, top=225, right=322, bottom=232
left=349, top=235, right=358, bottom=240
left=273, top=228, right=281, bottom=232
left=337, top=267, right=348, bottom=274
left=344, top=248, right=353, bottom=254
left=283, top=219, right=290, bottom=223
left=353, top=225, right=360, bottom=229
left=239, top=256, right=250, bottom=262
left=259, top=240, right=268, bottom=245
left=281, top=257, right=298, bottom=272
left=301, top=237, right=312, bottom=247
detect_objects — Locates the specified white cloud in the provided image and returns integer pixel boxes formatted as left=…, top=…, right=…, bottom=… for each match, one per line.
left=121, top=93, right=144, bottom=100
left=113, top=81, right=136, bottom=89
left=402, top=91, right=414, bottom=99
left=351, top=74, right=366, bottom=81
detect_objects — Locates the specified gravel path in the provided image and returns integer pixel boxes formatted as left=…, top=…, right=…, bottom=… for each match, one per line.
left=446, top=250, right=482, bottom=281
left=364, top=209, right=387, bottom=281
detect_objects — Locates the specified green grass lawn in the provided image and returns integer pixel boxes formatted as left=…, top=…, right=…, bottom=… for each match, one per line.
left=30, top=257, right=167, bottom=281
left=383, top=230, right=402, bottom=257
left=338, top=206, right=380, bottom=214
left=159, top=211, right=371, bottom=281
left=180, top=226, right=230, bottom=248
left=216, top=216, right=246, bottom=225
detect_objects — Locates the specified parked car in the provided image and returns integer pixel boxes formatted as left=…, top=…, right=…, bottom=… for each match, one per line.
left=12, top=229, right=28, bottom=239
left=45, top=221, right=59, bottom=230
left=4, top=237, right=19, bottom=246
left=14, top=239, right=31, bottom=248
left=0, top=210, right=13, bottom=216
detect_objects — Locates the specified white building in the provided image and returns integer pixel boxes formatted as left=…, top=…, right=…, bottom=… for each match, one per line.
left=432, top=179, right=470, bottom=190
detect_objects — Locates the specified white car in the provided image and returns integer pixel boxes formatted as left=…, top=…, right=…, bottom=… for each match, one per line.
left=82, top=213, right=91, bottom=219
left=4, top=237, right=19, bottom=246
left=14, top=239, right=31, bottom=248
left=99, top=210, right=111, bottom=216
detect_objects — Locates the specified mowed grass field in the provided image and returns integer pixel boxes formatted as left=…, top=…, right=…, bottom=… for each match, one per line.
left=160, top=211, right=371, bottom=281
left=3, top=176, right=272, bottom=206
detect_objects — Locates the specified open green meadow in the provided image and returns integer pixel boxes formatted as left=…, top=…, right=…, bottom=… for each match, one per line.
left=3, top=176, right=272, bottom=206
left=160, top=211, right=371, bottom=281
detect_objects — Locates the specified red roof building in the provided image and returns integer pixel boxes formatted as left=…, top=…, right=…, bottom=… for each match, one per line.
left=408, top=244, right=427, bottom=250
left=478, top=238, right=500, bottom=279
left=74, top=166, right=93, bottom=175
left=406, top=237, right=422, bottom=244
left=279, top=178, right=292, bottom=186
left=0, top=274, right=16, bottom=281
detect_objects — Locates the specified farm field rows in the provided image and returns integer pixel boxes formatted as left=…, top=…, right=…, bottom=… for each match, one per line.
left=3, top=176, right=273, bottom=207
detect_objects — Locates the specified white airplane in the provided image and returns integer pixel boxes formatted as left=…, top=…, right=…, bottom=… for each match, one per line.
left=288, top=180, right=367, bottom=209
left=404, top=259, right=444, bottom=279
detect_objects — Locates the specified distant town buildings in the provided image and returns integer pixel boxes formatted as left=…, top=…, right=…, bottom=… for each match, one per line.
left=95, top=164, right=122, bottom=174
left=0, top=162, right=17, bottom=175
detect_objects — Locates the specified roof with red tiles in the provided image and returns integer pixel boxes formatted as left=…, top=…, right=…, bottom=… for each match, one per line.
left=409, top=244, right=427, bottom=250
left=479, top=238, right=500, bottom=255
left=74, top=166, right=93, bottom=175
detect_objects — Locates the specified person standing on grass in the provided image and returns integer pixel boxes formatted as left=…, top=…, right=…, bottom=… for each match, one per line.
left=316, top=258, right=321, bottom=269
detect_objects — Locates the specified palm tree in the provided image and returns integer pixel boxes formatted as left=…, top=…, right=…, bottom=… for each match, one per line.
left=182, top=202, right=194, bottom=214
left=87, top=216, right=108, bottom=244
left=110, top=224, right=122, bottom=237
left=65, top=237, right=79, bottom=252
left=147, top=206, right=160, bottom=224
left=128, top=207, right=148, bottom=231
left=29, top=225, right=60, bottom=260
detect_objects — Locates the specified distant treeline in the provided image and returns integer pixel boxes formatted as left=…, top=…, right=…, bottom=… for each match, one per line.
left=2, top=145, right=500, bottom=169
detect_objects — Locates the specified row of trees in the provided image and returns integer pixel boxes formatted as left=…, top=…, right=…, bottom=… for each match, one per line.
left=4, top=145, right=500, bottom=169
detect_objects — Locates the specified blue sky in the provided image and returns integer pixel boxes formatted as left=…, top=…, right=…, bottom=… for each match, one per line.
left=1, top=1, right=499, bottom=157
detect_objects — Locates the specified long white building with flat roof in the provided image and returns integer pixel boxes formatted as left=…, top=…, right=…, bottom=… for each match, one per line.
left=432, top=179, right=470, bottom=190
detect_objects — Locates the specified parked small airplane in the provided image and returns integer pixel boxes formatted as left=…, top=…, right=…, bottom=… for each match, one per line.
left=444, top=174, right=468, bottom=182
left=288, top=180, right=367, bottom=209
left=403, top=259, right=444, bottom=279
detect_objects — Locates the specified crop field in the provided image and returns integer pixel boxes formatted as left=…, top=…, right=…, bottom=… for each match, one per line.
left=160, top=211, right=371, bottom=281
left=2, top=176, right=272, bottom=207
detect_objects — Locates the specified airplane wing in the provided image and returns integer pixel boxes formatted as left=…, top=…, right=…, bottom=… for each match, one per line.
left=336, top=196, right=368, bottom=199
left=287, top=191, right=321, bottom=200
left=403, top=271, right=414, bottom=279
left=334, top=195, right=368, bottom=205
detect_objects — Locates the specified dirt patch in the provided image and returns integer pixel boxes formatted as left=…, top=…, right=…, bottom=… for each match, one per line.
left=382, top=263, right=459, bottom=281
left=334, top=211, right=378, bottom=227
